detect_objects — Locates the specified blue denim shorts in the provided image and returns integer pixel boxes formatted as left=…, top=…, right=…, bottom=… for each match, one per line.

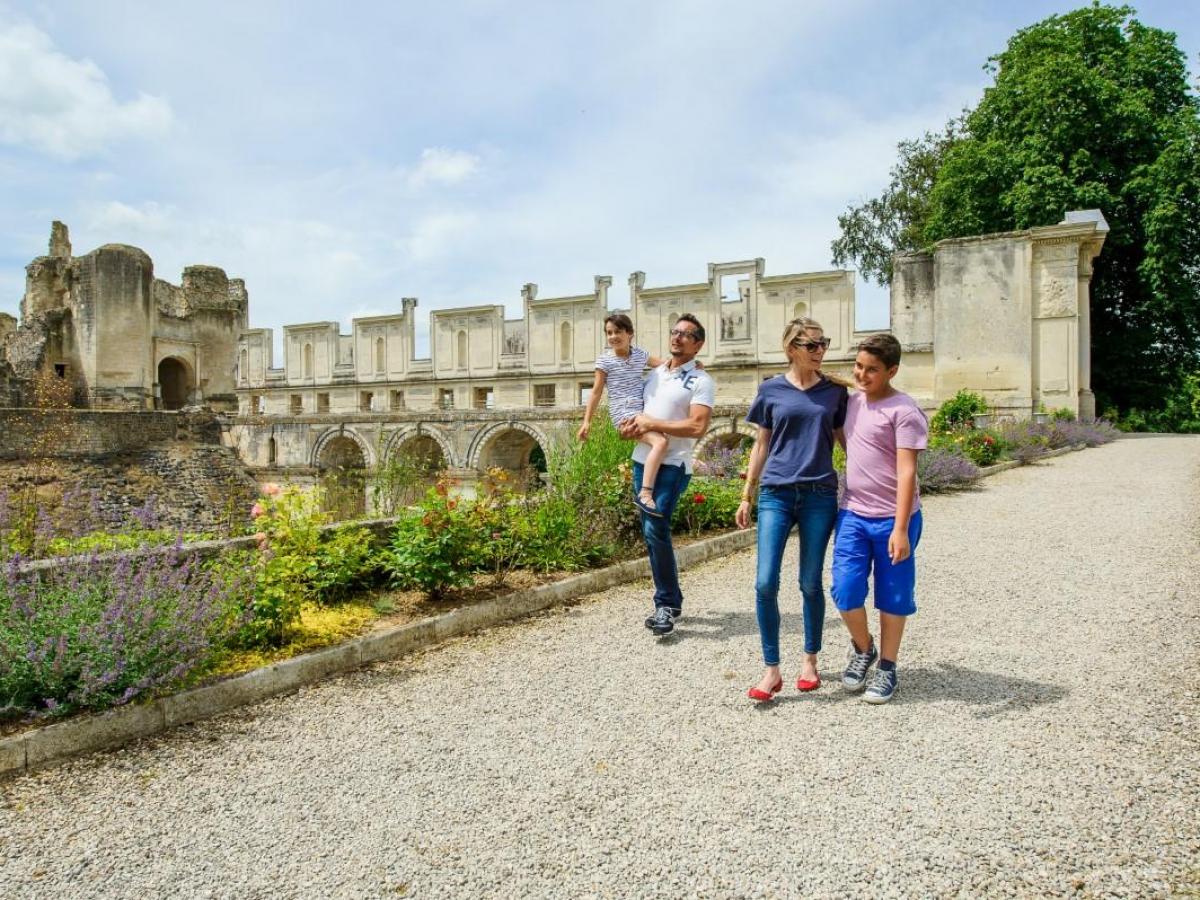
left=831, top=509, right=923, bottom=616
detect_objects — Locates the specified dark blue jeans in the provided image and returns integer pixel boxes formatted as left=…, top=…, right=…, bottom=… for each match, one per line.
left=632, top=461, right=691, bottom=611
left=754, top=482, right=839, bottom=665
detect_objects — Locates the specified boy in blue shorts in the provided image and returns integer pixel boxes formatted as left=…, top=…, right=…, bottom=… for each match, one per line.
left=832, top=333, right=928, bottom=703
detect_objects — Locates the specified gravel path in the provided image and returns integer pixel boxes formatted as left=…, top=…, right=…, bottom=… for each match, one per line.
left=2, top=437, right=1198, bottom=899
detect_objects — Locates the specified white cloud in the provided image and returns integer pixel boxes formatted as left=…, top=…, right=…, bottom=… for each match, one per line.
left=407, top=148, right=481, bottom=188
left=401, top=212, right=478, bottom=263
left=85, top=200, right=176, bottom=236
left=0, top=19, right=171, bottom=159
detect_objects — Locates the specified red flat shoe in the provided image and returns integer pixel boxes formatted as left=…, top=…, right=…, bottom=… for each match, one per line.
left=796, top=674, right=822, bottom=692
left=748, top=678, right=784, bottom=702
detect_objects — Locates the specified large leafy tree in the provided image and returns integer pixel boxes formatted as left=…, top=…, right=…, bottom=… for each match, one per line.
left=832, top=4, right=1200, bottom=414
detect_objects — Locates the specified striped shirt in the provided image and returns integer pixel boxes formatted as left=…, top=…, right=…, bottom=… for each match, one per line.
left=596, top=346, right=650, bottom=424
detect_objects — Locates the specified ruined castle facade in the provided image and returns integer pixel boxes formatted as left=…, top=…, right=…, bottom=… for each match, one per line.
left=2, top=212, right=1109, bottom=495
left=1, top=222, right=246, bottom=411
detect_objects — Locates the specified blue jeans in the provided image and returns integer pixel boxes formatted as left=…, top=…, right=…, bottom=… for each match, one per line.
left=754, top=482, right=839, bottom=665
left=633, top=461, right=691, bottom=610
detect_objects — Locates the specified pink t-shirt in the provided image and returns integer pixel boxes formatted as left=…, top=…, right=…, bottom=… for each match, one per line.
left=841, top=390, right=929, bottom=518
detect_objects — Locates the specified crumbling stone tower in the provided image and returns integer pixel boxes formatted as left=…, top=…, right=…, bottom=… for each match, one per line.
left=2, top=222, right=248, bottom=410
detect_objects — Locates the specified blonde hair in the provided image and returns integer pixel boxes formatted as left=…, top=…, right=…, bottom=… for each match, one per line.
left=781, top=317, right=823, bottom=352
left=781, top=317, right=854, bottom=388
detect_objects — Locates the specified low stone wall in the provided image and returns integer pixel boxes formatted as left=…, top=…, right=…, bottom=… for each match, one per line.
left=0, top=410, right=188, bottom=459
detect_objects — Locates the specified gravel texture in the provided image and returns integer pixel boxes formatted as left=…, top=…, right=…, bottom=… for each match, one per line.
left=1, top=437, right=1198, bottom=899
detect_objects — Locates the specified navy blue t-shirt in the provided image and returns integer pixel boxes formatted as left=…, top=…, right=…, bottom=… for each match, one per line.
left=745, top=375, right=848, bottom=487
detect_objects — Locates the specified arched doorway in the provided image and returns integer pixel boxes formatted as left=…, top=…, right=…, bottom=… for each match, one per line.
left=375, top=434, right=447, bottom=512
left=318, top=436, right=367, bottom=520
left=158, top=358, right=192, bottom=410
left=475, top=426, right=547, bottom=487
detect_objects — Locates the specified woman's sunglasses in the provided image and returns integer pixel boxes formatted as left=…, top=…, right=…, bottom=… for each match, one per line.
left=791, top=337, right=830, bottom=352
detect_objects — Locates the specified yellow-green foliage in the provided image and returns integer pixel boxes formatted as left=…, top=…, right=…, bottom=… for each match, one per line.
left=206, top=599, right=378, bottom=677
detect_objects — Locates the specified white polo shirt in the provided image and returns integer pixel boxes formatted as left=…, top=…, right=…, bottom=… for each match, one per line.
left=631, top=358, right=716, bottom=474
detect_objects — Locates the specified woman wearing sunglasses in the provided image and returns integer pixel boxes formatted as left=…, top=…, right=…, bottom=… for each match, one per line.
left=735, top=318, right=848, bottom=702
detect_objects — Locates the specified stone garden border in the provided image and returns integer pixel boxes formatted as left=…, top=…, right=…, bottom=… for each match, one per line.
left=0, top=443, right=1092, bottom=778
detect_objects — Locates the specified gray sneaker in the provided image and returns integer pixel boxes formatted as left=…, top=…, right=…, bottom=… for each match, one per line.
left=648, top=607, right=676, bottom=637
left=841, top=640, right=878, bottom=691
left=644, top=608, right=681, bottom=629
left=863, top=667, right=898, bottom=704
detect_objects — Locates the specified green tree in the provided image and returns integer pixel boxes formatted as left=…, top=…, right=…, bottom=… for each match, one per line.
left=832, top=4, right=1200, bottom=415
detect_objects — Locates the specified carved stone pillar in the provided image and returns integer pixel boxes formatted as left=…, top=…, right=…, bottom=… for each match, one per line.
left=1077, top=252, right=1095, bottom=420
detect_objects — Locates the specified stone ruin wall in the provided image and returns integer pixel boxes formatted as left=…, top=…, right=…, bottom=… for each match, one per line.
left=0, top=409, right=258, bottom=534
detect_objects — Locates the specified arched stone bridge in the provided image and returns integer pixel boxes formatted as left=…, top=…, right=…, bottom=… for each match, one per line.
left=226, top=404, right=753, bottom=488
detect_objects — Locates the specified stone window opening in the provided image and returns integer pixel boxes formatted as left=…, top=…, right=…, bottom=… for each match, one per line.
left=390, top=389, right=405, bottom=411
left=534, top=384, right=556, bottom=407
left=473, top=387, right=494, bottom=410
left=375, top=337, right=385, bottom=375
left=360, top=391, right=374, bottom=412
left=317, top=392, right=330, bottom=414
left=54, top=363, right=67, bottom=379
left=793, top=301, right=808, bottom=320
left=251, top=394, right=264, bottom=415
left=267, top=437, right=277, bottom=466
left=579, top=382, right=592, bottom=406
left=289, top=394, right=303, bottom=415
left=438, top=388, right=455, bottom=410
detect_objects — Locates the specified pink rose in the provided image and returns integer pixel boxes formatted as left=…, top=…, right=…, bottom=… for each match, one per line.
left=251, top=503, right=265, bottom=518
left=262, top=483, right=281, bottom=497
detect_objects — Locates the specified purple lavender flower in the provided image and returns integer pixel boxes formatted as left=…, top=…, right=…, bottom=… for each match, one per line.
left=918, top=449, right=980, bottom=493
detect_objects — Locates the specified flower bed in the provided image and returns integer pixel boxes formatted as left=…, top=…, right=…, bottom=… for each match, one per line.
left=0, top=416, right=749, bottom=726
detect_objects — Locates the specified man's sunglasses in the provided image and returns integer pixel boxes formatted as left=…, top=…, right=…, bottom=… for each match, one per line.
left=791, top=337, right=830, bottom=352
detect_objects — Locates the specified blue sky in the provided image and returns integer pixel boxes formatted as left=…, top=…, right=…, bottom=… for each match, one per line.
left=1, top=1, right=1196, bottom=355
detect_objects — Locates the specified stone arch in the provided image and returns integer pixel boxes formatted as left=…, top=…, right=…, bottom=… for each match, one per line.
left=313, top=428, right=372, bottom=520
left=466, top=421, right=551, bottom=474
left=311, top=426, right=376, bottom=470
left=793, top=300, right=809, bottom=320
left=383, top=424, right=456, bottom=470
left=157, top=356, right=194, bottom=410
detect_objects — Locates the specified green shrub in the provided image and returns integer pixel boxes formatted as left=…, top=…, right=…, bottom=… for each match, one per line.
left=238, top=486, right=324, bottom=646
left=930, top=389, right=988, bottom=434
left=370, top=452, right=443, bottom=515
left=471, top=489, right=524, bottom=586
left=313, top=525, right=380, bottom=604
left=1149, top=371, right=1200, bottom=433
left=546, top=414, right=639, bottom=561
left=512, top=494, right=583, bottom=572
left=381, top=481, right=479, bottom=599
left=672, top=477, right=742, bottom=534
left=929, top=427, right=1006, bottom=467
